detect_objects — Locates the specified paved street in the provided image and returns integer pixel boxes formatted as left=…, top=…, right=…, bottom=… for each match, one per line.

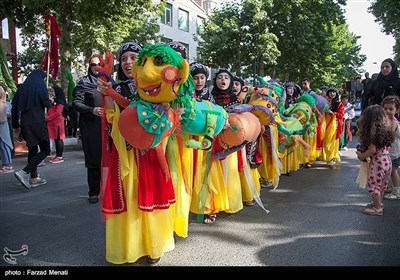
left=0, top=137, right=400, bottom=270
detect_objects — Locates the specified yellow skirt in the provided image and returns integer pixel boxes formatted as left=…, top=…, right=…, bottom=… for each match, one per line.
left=105, top=106, right=175, bottom=264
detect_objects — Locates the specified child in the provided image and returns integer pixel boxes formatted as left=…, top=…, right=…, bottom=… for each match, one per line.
left=46, top=85, right=67, bottom=163
left=340, top=94, right=355, bottom=150
left=381, top=95, right=400, bottom=200
left=356, top=104, right=395, bottom=216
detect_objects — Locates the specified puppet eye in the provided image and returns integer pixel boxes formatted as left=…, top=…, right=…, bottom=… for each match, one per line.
left=154, top=55, right=163, bottom=66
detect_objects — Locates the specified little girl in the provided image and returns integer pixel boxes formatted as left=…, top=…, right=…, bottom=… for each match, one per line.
left=356, top=104, right=394, bottom=216
left=381, top=95, right=400, bottom=200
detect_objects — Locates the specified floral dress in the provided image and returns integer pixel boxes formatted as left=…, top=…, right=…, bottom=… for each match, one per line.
left=367, top=147, right=392, bottom=195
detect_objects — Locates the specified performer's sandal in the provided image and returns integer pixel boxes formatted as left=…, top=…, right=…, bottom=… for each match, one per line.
left=147, top=256, right=161, bottom=265
left=361, top=207, right=383, bottom=216
left=203, top=214, right=217, bottom=224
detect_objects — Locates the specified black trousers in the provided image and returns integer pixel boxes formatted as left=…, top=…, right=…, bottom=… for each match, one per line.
left=87, top=167, right=100, bottom=197
left=23, top=140, right=50, bottom=178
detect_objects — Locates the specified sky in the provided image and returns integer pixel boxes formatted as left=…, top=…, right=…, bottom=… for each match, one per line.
left=344, top=0, right=395, bottom=76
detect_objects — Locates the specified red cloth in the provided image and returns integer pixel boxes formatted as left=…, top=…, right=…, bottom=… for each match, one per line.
left=335, top=103, right=345, bottom=139
left=46, top=104, right=65, bottom=139
left=136, top=148, right=175, bottom=211
left=101, top=145, right=127, bottom=216
left=40, top=15, right=62, bottom=80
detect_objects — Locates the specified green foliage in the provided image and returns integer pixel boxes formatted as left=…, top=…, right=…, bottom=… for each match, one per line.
left=198, top=0, right=365, bottom=87
left=197, top=0, right=279, bottom=80
left=3, top=0, right=162, bottom=81
left=369, top=0, right=400, bottom=64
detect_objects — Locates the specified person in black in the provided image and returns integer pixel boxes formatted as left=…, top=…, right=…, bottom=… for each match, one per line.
left=362, top=72, right=372, bottom=97
left=66, top=104, right=79, bottom=138
left=354, top=76, right=363, bottom=100
left=72, top=55, right=104, bottom=204
left=362, top=58, right=400, bottom=111
left=12, top=69, right=52, bottom=189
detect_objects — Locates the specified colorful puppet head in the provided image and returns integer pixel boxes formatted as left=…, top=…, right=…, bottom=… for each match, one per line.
left=132, top=44, right=190, bottom=103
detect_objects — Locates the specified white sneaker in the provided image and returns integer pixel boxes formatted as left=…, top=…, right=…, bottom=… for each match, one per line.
left=14, top=170, right=31, bottom=189
left=30, top=177, right=47, bottom=188
left=384, top=190, right=400, bottom=200
left=342, top=146, right=348, bottom=151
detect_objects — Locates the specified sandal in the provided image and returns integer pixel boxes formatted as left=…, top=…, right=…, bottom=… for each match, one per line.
left=203, top=214, right=217, bottom=224
left=362, top=207, right=383, bottom=216
left=146, top=256, right=160, bottom=265
left=244, top=200, right=256, bottom=206
left=367, top=202, right=384, bottom=210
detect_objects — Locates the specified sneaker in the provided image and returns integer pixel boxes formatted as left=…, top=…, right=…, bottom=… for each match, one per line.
left=30, top=177, right=47, bottom=188
left=342, top=146, right=348, bottom=151
left=37, top=160, right=46, bottom=167
left=384, top=190, right=400, bottom=200
left=14, top=170, right=31, bottom=189
left=0, top=165, right=14, bottom=174
left=88, top=195, right=99, bottom=204
left=49, top=157, right=64, bottom=164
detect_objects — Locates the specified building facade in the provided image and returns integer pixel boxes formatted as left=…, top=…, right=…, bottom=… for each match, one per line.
left=156, top=0, right=219, bottom=62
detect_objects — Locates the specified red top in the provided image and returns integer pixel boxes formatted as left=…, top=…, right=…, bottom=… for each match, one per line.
left=46, top=103, right=65, bottom=139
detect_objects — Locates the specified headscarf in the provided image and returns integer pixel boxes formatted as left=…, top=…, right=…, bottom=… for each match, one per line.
left=190, top=62, right=208, bottom=78
left=52, top=85, right=67, bottom=108
left=327, top=87, right=340, bottom=112
left=233, top=76, right=244, bottom=87
left=377, top=58, right=399, bottom=88
left=189, top=62, right=214, bottom=102
left=73, top=55, right=100, bottom=96
left=364, top=58, right=400, bottom=109
left=211, top=68, right=239, bottom=110
left=116, top=42, right=143, bottom=81
left=14, top=69, right=49, bottom=112
left=166, top=41, right=187, bottom=59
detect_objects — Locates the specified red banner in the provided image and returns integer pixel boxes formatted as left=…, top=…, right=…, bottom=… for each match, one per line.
left=40, top=15, right=62, bottom=80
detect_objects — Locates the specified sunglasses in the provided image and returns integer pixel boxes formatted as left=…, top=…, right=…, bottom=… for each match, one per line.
left=90, top=63, right=101, bottom=67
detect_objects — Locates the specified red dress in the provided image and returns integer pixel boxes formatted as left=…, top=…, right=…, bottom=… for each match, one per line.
left=46, top=104, right=65, bottom=139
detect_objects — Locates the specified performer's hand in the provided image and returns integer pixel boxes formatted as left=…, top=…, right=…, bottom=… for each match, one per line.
left=97, top=79, right=111, bottom=95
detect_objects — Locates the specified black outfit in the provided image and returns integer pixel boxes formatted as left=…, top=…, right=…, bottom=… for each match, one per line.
left=72, top=67, right=102, bottom=197
left=362, top=77, right=372, bottom=97
left=66, top=104, right=79, bottom=137
left=195, top=88, right=214, bottom=103
left=11, top=70, right=52, bottom=178
left=362, top=59, right=400, bottom=111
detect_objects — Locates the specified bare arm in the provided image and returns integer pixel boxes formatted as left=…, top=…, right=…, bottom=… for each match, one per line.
left=356, top=143, right=376, bottom=161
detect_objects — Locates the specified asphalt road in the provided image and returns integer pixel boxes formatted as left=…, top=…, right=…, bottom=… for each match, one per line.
left=1, top=137, right=399, bottom=272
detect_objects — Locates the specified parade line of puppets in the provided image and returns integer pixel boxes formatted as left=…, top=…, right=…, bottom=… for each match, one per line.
left=97, top=43, right=343, bottom=228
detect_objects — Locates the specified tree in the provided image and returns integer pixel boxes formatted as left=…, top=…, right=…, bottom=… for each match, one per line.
left=197, top=0, right=280, bottom=82
left=198, top=0, right=364, bottom=87
left=368, top=0, right=400, bottom=64
left=2, top=0, right=162, bottom=90
left=266, top=0, right=364, bottom=86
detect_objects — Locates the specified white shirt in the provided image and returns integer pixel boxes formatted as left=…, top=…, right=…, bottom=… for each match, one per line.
left=343, top=102, right=355, bottom=120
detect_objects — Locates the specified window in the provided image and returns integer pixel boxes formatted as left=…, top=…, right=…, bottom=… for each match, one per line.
left=196, top=16, right=204, bottom=35
left=178, top=9, right=189, bottom=32
left=161, top=2, right=172, bottom=26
